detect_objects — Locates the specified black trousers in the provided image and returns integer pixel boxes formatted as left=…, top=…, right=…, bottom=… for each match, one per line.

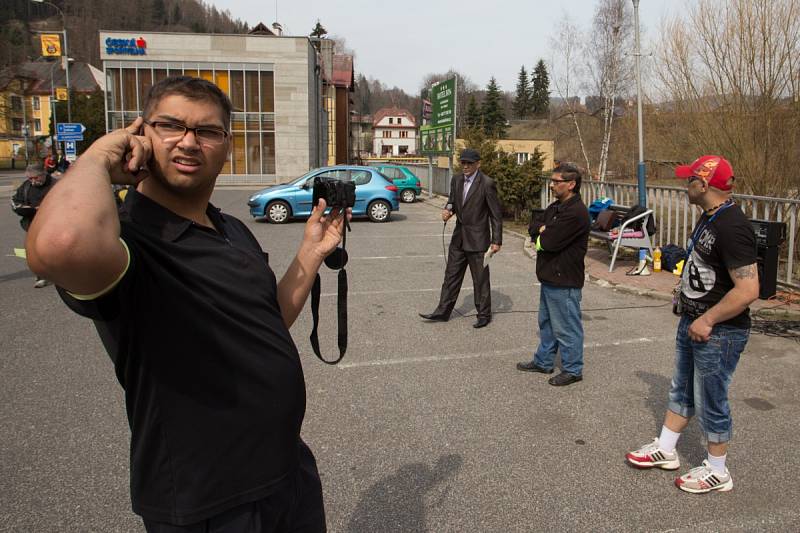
left=434, top=244, right=491, bottom=319
left=143, top=442, right=326, bottom=533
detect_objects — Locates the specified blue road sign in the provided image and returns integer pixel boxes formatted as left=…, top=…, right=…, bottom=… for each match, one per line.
left=57, top=123, right=86, bottom=135
left=64, top=140, right=77, bottom=162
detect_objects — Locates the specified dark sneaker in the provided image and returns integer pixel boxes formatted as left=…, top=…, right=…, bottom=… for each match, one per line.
left=548, top=371, right=582, bottom=386
left=516, top=361, right=554, bottom=374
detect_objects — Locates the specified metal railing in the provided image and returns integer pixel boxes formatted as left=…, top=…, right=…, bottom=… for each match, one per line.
left=373, top=162, right=452, bottom=198
left=541, top=179, right=799, bottom=288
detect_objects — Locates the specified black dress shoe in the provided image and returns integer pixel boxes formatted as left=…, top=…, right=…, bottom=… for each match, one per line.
left=419, top=312, right=449, bottom=322
left=472, top=316, right=491, bottom=328
left=516, top=361, right=554, bottom=374
left=548, top=371, right=583, bottom=386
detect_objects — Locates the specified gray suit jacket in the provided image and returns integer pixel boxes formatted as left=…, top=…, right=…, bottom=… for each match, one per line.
left=447, top=170, right=503, bottom=252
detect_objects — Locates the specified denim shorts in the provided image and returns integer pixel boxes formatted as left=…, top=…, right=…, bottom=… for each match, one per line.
left=667, top=315, right=749, bottom=443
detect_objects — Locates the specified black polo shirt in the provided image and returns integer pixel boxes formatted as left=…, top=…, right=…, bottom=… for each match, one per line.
left=57, top=190, right=307, bottom=525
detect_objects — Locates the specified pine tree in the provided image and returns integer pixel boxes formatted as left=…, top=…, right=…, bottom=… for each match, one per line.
left=465, top=95, right=482, bottom=128
left=310, top=21, right=327, bottom=38
left=530, top=59, right=550, bottom=117
left=512, top=65, right=530, bottom=119
left=151, top=0, right=167, bottom=27
left=481, top=77, right=507, bottom=138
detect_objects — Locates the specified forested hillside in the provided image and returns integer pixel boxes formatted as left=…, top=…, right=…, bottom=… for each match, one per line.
left=0, top=0, right=249, bottom=68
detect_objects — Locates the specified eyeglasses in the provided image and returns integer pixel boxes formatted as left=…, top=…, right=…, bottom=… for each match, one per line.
left=144, top=120, right=229, bottom=145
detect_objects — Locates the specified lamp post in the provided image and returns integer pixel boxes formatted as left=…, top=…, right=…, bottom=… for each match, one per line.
left=32, top=0, right=71, bottom=123
left=632, top=0, right=646, bottom=207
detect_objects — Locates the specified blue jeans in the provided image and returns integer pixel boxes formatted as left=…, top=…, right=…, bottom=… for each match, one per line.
left=668, top=316, right=749, bottom=443
left=532, top=283, right=584, bottom=376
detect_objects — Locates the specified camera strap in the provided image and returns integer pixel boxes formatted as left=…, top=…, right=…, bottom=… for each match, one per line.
left=309, top=219, right=350, bottom=365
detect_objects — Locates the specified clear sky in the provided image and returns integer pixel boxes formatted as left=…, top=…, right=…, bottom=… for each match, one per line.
left=212, top=0, right=680, bottom=95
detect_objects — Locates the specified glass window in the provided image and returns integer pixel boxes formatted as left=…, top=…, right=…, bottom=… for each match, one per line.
left=230, top=112, right=245, bottom=132
left=397, top=117, right=402, bottom=125
left=230, top=71, right=244, bottom=112
left=246, top=132, right=260, bottom=175
left=108, top=112, right=125, bottom=131
left=246, top=113, right=259, bottom=130
left=262, top=114, right=275, bottom=131
left=137, top=69, right=152, bottom=111
left=215, top=70, right=229, bottom=95
left=232, top=132, right=246, bottom=173
left=199, top=70, right=213, bottom=82
left=389, top=118, right=393, bottom=124
left=32, top=97, right=40, bottom=110
left=183, top=69, right=198, bottom=78
left=34, top=119, right=42, bottom=131
left=153, top=68, right=167, bottom=84
left=352, top=171, right=371, bottom=185
left=122, top=68, right=137, bottom=111
left=108, top=68, right=121, bottom=111
left=245, top=71, right=259, bottom=112
left=11, top=95, right=22, bottom=111
left=261, top=132, right=275, bottom=174
left=259, top=71, right=274, bottom=112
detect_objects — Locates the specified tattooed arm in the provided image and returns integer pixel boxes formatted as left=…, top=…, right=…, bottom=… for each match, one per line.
left=687, top=263, right=760, bottom=342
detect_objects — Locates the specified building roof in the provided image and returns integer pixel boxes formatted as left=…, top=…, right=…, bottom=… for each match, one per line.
left=372, top=107, right=416, bottom=127
left=0, top=61, right=104, bottom=95
left=331, top=54, right=354, bottom=90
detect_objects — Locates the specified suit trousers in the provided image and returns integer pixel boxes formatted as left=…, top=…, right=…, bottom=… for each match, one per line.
left=435, top=244, right=491, bottom=319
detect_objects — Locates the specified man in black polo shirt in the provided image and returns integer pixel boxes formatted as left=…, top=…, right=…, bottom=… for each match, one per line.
left=25, top=77, right=346, bottom=531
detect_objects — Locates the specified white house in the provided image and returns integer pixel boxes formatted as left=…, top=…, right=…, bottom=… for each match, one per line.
left=372, top=107, right=416, bottom=156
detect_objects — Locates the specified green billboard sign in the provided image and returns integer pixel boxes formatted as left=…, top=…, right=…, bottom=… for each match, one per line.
left=421, top=77, right=456, bottom=155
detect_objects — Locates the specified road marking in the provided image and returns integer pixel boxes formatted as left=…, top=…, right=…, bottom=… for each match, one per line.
left=346, top=234, right=453, bottom=239
left=351, top=252, right=522, bottom=260
left=318, top=283, right=537, bottom=297
left=336, top=336, right=674, bottom=369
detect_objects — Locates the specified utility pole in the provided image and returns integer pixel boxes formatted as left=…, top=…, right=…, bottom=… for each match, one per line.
left=32, top=0, right=71, bottom=122
left=632, top=0, right=646, bottom=207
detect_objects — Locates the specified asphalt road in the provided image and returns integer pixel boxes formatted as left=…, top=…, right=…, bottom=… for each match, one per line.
left=1, top=189, right=798, bottom=532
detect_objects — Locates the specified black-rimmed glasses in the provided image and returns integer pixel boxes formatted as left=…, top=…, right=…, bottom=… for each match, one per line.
left=144, top=120, right=229, bottom=145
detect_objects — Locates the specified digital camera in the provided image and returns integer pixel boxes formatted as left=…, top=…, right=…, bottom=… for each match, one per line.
left=312, top=176, right=356, bottom=209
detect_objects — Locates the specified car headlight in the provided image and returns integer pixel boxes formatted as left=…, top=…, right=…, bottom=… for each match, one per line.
left=249, top=194, right=260, bottom=202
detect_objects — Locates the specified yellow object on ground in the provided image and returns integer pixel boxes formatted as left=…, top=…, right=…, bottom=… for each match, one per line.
left=14, top=248, right=27, bottom=259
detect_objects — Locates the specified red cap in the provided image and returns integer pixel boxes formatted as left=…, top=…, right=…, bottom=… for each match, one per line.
left=675, top=155, right=734, bottom=191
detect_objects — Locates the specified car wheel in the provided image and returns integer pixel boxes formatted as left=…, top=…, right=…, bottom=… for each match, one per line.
left=400, top=189, right=416, bottom=203
left=367, top=200, right=391, bottom=222
left=266, top=201, right=291, bottom=224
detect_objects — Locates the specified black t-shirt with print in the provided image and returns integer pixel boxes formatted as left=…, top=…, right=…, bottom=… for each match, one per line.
left=679, top=203, right=757, bottom=329
left=57, top=191, right=307, bottom=525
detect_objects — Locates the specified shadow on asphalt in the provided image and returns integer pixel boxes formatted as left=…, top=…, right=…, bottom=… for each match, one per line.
left=346, top=454, right=463, bottom=533
left=635, top=370, right=705, bottom=466
left=453, top=289, right=514, bottom=318
left=0, top=268, right=33, bottom=284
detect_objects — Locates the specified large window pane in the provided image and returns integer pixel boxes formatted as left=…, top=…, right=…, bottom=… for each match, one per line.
left=122, top=69, right=136, bottom=111
left=230, top=112, right=245, bottom=132
left=262, top=114, right=275, bottom=131
left=245, top=71, right=259, bottom=112
left=221, top=154, right=232, bottom=175
left=137, top=69, right=152, bottom=111
left=183, top=69, right=198, bottom=78
left=260, top=71, right=274, bottom=112
left=230, top=71, right=244, bottom=112
left=232, top=132, right=245, bottom=173
left=153, top=68, right=167, bottom=83
left=246, top=132, right=260, bottom=175
left=215, top=70, right=229, bottom=95
left=246, top=113, right=259, bottom=130
left=108, top=68, right=121, bottom=111
left=261, top=132, right=275, bottom=174
left=199, top=70, right=213, bottom=82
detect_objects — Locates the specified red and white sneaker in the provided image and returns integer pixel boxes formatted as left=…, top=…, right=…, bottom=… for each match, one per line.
left=626, top=438, right=680, bottom=470
left=675, top=460, right=733, bottom=493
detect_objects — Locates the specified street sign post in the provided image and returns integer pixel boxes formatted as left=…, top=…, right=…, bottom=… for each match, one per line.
left=64, top=140, right=77, bottom=162
left=56, top=122, right=85, bottom=142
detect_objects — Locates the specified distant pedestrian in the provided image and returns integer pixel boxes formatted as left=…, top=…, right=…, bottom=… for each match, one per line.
left=11, top=162, right=55, bottom=287
left=626, top=155, right=759, bottom=493
left=419, top=148, right=503, bottom=328
left=517, top=162, right=590, bottom=386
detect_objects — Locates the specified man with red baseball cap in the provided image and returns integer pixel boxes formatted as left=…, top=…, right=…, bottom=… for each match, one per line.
left=626, top=155, right=759, bottom=494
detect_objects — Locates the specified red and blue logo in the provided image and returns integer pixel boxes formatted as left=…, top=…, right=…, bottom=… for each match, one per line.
left=106, top=37, right=147, bottom=56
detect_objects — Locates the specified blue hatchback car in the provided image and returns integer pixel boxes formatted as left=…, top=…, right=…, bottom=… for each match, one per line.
left=248, top=166, right=400, bottom=223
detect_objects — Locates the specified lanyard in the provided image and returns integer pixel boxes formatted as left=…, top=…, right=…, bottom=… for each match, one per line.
left=686, top=201, right=734, bottom=259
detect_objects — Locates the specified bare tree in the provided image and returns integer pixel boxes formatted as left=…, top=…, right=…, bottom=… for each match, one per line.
left=549, top=14, right=592, bottom=175
left=656, top=0, right=800, bottom=199
left=585, top=0, right=634, bottom=181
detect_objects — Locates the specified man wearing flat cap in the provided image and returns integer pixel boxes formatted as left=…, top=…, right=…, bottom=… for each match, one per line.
left=420, top=148, right=503, bottom=328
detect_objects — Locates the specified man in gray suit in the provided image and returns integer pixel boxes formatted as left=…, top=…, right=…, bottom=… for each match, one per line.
left=420, top=148, right=503, bottom=328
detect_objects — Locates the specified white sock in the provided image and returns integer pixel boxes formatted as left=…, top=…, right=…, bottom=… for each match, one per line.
left=708, top=452, right=727, bottom=474
left=658, top=426, right=681, bottom=452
